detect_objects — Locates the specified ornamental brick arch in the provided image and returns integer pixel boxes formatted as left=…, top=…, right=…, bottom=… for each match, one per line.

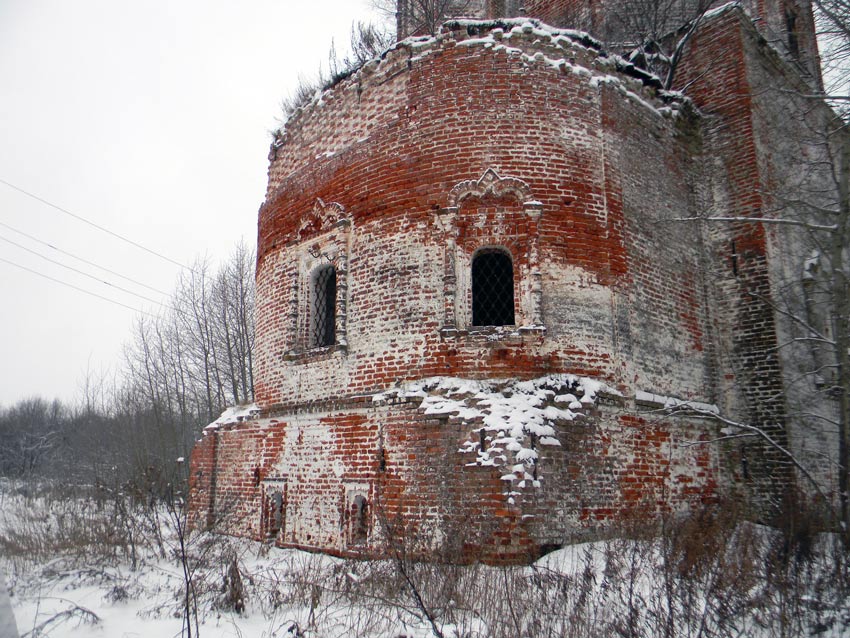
left=445, top=168, right=535, bottom=209
left=296, top=198, right=347, bottom=242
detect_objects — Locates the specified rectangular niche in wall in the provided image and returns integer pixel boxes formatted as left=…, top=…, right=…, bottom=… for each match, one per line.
left=261, top=478, right=287, bottom=541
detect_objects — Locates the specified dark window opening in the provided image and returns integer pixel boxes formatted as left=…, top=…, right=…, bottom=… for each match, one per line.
left=352, top=495, right=368, bottom=543
left=264, top=489, right=285, bottom=539
left=310, top=266, right=336, bottom=347
left=472, top=249, right=515, bottom=326
left=785, top=9, right=799, bottom=59
left=730, top=240, right=739, bottom=277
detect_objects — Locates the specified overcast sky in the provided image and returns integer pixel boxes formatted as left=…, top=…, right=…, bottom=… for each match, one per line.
left=0, top=0, right=382, bottom=407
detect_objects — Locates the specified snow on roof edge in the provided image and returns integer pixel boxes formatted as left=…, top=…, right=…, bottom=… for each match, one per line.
left=205, top=403, right=261, bottom=431
left=635, top=390, right=719, bottom=415
left=274, top=15, right=682, bottom=140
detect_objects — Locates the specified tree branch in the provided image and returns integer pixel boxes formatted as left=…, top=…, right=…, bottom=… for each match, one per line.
left=688, top=408, right=838, bottom=519
left=668, top=216, right=839, bottom=231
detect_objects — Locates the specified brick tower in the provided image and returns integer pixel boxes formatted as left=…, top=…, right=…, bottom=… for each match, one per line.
left=189, top=0, right=839, bottom=562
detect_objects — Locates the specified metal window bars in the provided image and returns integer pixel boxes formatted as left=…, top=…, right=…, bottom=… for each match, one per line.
left=472, top=249, right=515, bottom=326
left=310, top=266, right=337, bottom=347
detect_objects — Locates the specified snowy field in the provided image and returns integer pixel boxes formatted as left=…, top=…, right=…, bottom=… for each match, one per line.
left=2, top=483, right=850, bottom=638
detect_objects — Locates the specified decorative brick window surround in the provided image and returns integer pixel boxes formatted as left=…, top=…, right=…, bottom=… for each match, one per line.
left=438, top=169, right=544, bottom=338
left=285, top=199, right=350, bottom=359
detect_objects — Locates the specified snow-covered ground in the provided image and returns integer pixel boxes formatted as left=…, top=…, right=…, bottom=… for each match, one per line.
left=7, top=540, right=476, bottom=638
left=3, top=484, right=850, bottom=637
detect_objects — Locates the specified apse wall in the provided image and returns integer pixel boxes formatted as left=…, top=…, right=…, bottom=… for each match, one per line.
left=254, top=20, right=713, bottom=413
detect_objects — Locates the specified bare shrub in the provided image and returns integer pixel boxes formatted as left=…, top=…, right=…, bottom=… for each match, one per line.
left=280, top=21, right=393, bottom=118
left=5, top=483, right=849, bottom=637
left=0, top=485, right=152, bottom=579
left=21, top=602, right=100, bottom=637
left=221, top=553, right=246, bottom=614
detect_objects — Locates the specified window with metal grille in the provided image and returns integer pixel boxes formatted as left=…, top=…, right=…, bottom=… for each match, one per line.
left=309, top=265, right=336, bottom=347
left=472, top=248, right=515, bottom=326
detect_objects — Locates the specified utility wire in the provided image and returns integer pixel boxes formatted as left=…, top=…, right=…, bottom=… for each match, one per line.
left=0, top=256, right=157, bottom=318
left=0, top=177, right=188, bottom=269
left=7, top=254, right=223, bottom=331
left=0, top=234, right=168, bottom=306
left=2, top=249, right=202, bottom=325
left=0, top=221, right=170, bottom=296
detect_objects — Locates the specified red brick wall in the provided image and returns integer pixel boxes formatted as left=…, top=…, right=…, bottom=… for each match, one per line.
left=676, top=7, right=838, bottom=498
left=190, top=393, right=721, bottom=563
left=190, top=5, right=837, bottom=559
left=675, top=10, right=792, bottom=494
left=186, top=21, right=729, bottom=562
left=255, top=22, right=713, bottom=412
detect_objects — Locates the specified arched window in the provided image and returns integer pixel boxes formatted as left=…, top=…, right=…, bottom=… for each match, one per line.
left=309, top=265, right=336, bottom=347
left=472, top=248, right=515, bottom=326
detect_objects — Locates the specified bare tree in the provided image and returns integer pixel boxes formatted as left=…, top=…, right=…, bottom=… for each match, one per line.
left=116, top=243, right=256, bottom=489
left=330, top=21, right=395, bottom=78
left=669, top=74, right=850, bottom=538
left=724, top=7, right=850, bottom=540
left=373, top=0, right=478, bottom=38
left=0, top=397, right=64, bottom=478
left=818, top=124, right=850, bottom=540
left=582, top=0, right=850, bottom=535
left=284, top=20, right=395, bottom=117
left=814, top=0, right=850, bottom=115
left=593, top=0, right=715, bottom=89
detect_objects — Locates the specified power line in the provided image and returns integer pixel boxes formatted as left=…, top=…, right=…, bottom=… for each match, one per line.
left=0, top=256, right=157, bottom=318
left=0, top=221, right=170, bottom=296
left=3, top=252, right=219, bottom=327
left=0, top=177, right=187, bottom=269
left=0, top=234, right=168, bottom=306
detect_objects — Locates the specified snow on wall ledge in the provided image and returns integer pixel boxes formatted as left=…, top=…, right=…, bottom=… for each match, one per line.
left=190, top=375, right=721, bottom=564
left=374, top=375, right=621, bottom=503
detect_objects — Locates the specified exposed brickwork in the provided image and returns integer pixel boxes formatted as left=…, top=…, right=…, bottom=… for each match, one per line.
left=189, top=1, right=837, bottom=562
left=192, top=391, right=720, bottom=563
left=674, top=8, right=807, bottom=499
left=674, top=6, right=839, bottom=504
left=255, top=24, right=712, bottom=412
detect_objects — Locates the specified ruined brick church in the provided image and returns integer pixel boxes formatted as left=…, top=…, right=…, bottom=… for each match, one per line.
left=189, top=0, right=841, bottom=562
